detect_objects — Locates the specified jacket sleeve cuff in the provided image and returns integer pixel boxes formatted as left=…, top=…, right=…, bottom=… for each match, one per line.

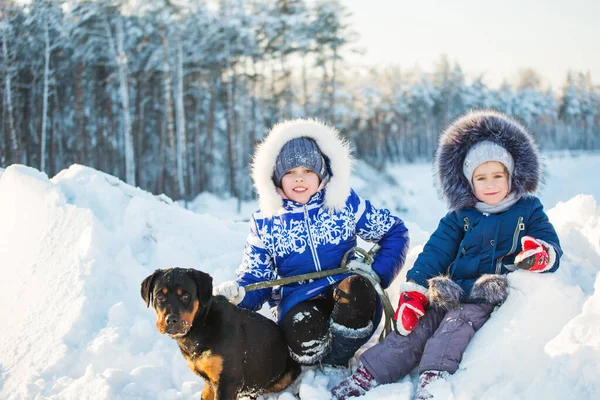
left=537, top=238, right=557, bottom=272
left=399, top=281, right=429, bottom=298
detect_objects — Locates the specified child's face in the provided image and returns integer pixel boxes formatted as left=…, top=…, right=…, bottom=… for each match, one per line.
left=472, top=161, right=509, bottom=206
left=281, top=166, right=320, bottom=204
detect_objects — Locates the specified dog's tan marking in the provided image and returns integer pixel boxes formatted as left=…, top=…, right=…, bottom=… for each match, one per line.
left=180, top=299, right=199, bottom=329
left=265, top=370, right=295, bottom=393
left=200, top=382, right=214, bottom=400
left=161, top=288, right=168, bottom=294
left=176, top=288, right=183, bottom=295
left=186, top=351, right=224, bottom=384
left=155, top=309, right=167, bottom=334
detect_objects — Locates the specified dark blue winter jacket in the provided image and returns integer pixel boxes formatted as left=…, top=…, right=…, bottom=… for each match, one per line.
left=236, top=188, right=409, bottom=323
left=407, top=195, right=562, bottom=296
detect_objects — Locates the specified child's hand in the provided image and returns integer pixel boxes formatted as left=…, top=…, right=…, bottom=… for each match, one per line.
left=394, top=291, right=428, bottom=336
left=213, top=281, right=246, bottom=305
left=346, top=259, right=380, bottom=283
left=514, top=236, right=552, bottom=272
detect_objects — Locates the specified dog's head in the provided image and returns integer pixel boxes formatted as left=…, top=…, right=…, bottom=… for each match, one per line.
left=141, top=268, right=213, bottom=338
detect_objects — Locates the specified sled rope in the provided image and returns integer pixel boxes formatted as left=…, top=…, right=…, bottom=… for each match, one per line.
left=244, top=245, right=398, bottom=340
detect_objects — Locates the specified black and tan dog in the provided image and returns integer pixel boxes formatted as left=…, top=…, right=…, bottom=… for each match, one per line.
left=141, top=267, right=300, bottom=400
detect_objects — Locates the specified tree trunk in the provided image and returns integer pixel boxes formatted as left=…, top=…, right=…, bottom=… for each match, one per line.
left=250, top=58, right=258, bottom=148
left=157, top=109, right=167, bottom=194
left=161, top=27, right=176, bottom=197
left=225, top=64, right=237, bottom=199
left=279, top=41, right=291, bottom=119
left=40, top=19, right=50, bottom=171
left=105, top=16, right=135, bottom=185
left=270, top=62, right=278, bottom=122
left=28, top=71, right=39, bottom=165
left=174, top=34, right=186, bottom=198
left=50, top=85, right=61, bottom=175
left=302, top=52, right=309, bottom=117
left=1, top=26, right=19, bottom=164
left=134, top=73, right=146, bottom=187
left=116, top=17, right=135, bottom=186
left=204, top=70, right=218, bottom=191
left=74, top=62, right=87, bottom=165
left=329, top=47, right=337, bottom=125
left=193, top=83, right=203, bottom=194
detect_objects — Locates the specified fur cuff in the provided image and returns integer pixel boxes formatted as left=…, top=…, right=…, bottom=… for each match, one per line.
left=427, top=276, right=463, bottom=310
left=469, top=274, right=509, bottom=304
left=330, top=320, right=374, bottom=339
left=399, top=282, right=429, bottom=299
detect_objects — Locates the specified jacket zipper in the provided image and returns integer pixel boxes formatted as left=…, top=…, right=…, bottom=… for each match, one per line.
left=304, top=205, right=323, bottom=272
left=459, top=217, right=470, bottom=256
left=495, top=216, right=525, bottom=273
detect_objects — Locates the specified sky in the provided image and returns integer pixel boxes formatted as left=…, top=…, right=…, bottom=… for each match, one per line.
left=340, top=0, right=600, bottom=90
left=1, top=154, right=600, bottom=399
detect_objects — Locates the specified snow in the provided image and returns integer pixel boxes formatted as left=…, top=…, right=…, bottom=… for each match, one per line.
left=1, top=153, right=599, bottom=399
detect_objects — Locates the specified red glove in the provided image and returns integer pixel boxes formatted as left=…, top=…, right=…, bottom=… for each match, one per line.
left=394, top=290, right=428, bottom=336
left=514, top=236, right=552, bottom=272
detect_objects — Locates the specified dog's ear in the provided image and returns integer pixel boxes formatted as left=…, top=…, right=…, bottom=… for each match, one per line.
left=141, top=269, right=163, bottom=308
left=188, top=269, right=213, bottom=305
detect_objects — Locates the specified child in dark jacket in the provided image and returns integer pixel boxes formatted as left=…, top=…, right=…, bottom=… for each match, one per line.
left=213, top=119, right=409, bottom=367
left=331, top=110, right=563, bottom=399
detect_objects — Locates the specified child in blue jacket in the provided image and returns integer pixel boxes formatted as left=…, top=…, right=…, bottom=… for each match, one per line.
left=332, top=110, right=562, bottom=399
left=214, top=119, right=409, bottom=367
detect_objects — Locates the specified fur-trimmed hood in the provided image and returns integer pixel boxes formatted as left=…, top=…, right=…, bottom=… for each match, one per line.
left=252, top=119, right=353, bottom=217
left=435, top=110, right=542, bottom=210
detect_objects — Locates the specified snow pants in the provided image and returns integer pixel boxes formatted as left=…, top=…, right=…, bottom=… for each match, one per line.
left=360, top=302, right=495, bottom=384
left=281, top=275, right=377, bottom=366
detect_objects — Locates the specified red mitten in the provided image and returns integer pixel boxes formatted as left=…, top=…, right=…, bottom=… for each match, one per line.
left=514, top=236, right=552, bottom=272
left=394, top=290, right=428, bottom=336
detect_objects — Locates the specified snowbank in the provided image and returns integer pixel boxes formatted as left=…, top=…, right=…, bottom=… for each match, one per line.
left=0, top=165, right=247, bottom=399
left=1, top=162, right=599, bottom=399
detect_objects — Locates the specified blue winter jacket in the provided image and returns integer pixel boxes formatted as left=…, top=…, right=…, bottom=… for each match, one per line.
left=236, top=188, right=409, bottom=323
left=406, top=196, right=562, bottom=297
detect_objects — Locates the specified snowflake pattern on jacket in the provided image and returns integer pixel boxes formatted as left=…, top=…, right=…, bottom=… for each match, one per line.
left=236, top=188, right=409, bottom=322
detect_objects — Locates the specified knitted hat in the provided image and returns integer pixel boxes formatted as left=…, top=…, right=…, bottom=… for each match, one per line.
left=462, top=140, right=515, bottom=188
left=273, top=137, right=327, bottom=186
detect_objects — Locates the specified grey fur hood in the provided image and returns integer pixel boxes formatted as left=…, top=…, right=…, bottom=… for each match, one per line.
left=435, top=110, right=542, bottom=210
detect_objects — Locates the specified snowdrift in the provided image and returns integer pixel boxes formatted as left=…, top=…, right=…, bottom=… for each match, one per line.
left=1, top=163, right=599, bottom=400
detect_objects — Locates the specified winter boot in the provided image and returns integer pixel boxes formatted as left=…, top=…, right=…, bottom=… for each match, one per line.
left=414, top=370, right=450, bottom=400
left=330, top=364, right=378, bottom=399
left=281, top=299, right=331, bottom=365
left=322, top=276, right=376, bottom=366
left=321, top=319, right=373, bottom=366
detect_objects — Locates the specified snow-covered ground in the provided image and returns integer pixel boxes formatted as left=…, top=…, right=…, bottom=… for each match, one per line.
left=1, top=152, right=599, bottom=399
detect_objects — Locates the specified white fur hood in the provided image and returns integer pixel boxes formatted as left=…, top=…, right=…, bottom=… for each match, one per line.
left=252, top=119, right=354, bottom=217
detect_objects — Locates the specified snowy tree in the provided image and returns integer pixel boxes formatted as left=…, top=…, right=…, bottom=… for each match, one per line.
left=23, top=0, right=68, bottom=171
left=311, top=0, right=354, bottom=124
left=103, top=4, right=135, bottom=185
left=1, top=8, right=20, bottom=164
left=1, top=0, right=598, bottom=200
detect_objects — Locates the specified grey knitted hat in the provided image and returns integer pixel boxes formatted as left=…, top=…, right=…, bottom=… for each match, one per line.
left=463, top=140, right=515, bottom=188
left=273, top=137, right=327, bottom=186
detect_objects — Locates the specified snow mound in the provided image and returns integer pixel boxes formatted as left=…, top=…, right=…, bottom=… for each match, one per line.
left=1, top=164, right=599, bottom=399
left=0, top=165, right=246, bottom=400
